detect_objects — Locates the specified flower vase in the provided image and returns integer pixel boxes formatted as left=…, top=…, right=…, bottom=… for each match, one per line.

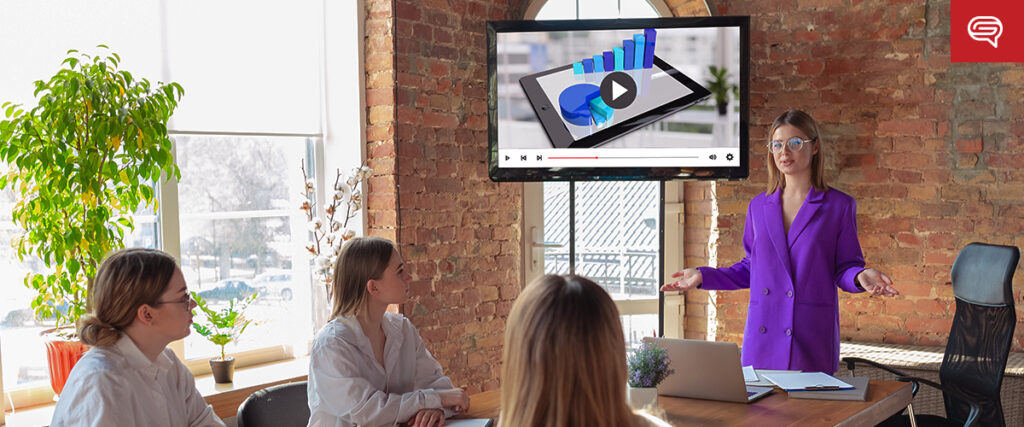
left=627, top=386, right=658, bottom=409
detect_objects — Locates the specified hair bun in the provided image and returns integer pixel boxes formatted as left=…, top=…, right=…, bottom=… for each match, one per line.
left=78, top=313, right=121, bottom=346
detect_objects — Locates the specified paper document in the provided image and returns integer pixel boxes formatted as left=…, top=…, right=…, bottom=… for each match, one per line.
left=742, top=365, right=758, bottom=382
left=787, top=376, right=869, bottom=401
left=446, top=419, right=494, bottom=427
left=746, top=369, right=801, bottom=387
left=761, top=372, right=853, bottom=391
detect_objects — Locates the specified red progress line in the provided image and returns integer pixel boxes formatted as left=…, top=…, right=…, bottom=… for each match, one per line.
left=548, top=156, right=599, bottom=159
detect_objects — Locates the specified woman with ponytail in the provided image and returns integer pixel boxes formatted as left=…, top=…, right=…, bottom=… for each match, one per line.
left=50, top=248, right=223, bottom=427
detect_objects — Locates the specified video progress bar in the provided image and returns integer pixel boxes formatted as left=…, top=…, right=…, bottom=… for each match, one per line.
left=547, top=156, right=700, bottom=160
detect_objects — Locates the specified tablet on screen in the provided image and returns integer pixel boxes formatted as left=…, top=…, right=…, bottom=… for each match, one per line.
left=520, top=55, right=710, bottom=149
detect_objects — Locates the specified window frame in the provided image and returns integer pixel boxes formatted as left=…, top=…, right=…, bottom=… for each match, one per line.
left=1, top=0, right=368, bottom=412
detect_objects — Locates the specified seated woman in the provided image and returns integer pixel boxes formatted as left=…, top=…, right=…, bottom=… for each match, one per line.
left=499, top=274, right=669, bottom=427
left=308, top=236, right=469, bottom=427
left=51, top=248, right=223, bottom=427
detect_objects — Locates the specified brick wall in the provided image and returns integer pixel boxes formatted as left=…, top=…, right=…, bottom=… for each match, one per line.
left=680, top=0, right=1024, bottom=351
left=363, top=0, right=528, bottom=394
left=364, top=0, right=1024, bottom=393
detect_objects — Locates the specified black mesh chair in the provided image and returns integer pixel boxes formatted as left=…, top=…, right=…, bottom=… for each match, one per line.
left=236, top=381, right=310, bottom=427
left=843, top=242, right=1020, bottom=427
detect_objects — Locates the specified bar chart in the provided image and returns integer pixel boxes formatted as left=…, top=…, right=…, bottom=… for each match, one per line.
left=571, top=29, right=657, bottom=75
left=558, top=29, right=657, bottom=127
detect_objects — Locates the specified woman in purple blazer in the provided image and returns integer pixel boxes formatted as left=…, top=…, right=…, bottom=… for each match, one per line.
left=662, top=110, right=899, bottom=374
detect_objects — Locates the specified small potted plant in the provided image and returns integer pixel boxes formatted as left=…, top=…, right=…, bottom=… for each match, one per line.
left=626, top=341, right=675, bottom=409
left=705, top=65, right=738, bottom=115
left=191, top=291, right=257, bottom=383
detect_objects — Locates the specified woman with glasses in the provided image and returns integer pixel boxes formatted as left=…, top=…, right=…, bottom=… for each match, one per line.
left=51, top=248, right=223, bottom=427
left=661, top=110, right=898, bottom=374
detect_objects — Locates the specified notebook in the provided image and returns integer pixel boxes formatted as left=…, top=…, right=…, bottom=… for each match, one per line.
left=786, top=376, right=870, bottom=401
left=761, top=372, right=853, bottom=391
left=644, top=337, right=773, bottom=404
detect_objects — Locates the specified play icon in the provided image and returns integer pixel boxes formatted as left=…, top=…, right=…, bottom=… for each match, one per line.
left=599, top=71, right=637, bottom=109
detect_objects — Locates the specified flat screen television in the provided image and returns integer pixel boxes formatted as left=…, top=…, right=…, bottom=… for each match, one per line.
left=487, top=16, right=750, bottom=181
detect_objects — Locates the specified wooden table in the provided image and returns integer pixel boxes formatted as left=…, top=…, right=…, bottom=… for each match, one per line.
left=461, top=380, right=912, bottom=426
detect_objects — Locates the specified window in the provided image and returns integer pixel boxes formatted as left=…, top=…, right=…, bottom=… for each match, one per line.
left=175, top=135, right=314, bottom=359
left=542, top=181, right=662, bottom=350
left=0, top=0, right=364, bottom=410
left=524, top=0, right=680, bottom=352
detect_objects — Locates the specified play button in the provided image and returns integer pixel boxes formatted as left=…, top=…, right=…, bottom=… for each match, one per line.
left=600, top=71, right=637, bottom=109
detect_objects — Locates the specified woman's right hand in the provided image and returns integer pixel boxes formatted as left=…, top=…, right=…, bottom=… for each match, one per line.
left=438, top=388, right=470, bottom=413
left=661, top=268, right=702, bottom=292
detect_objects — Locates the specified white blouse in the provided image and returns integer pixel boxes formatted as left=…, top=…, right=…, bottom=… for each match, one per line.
left=50, top=335, right=224, bottom=427
left=307, top=313, right=456, bottom=427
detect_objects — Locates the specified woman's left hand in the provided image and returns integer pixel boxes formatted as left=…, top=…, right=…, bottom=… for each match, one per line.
left=856, top=268, right=898, bottom=297
left=411, top=408, right=446, bottom=427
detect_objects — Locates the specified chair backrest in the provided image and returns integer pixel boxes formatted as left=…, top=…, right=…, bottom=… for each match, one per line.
left=236, top=381, right=310, bottom=427
left=941, top=242, right=1020, bottom=426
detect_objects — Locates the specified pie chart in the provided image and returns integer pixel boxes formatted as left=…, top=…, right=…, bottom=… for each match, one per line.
left=558, top=83, right=613, bottom=126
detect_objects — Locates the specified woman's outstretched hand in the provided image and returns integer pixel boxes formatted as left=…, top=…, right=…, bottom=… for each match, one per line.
left=661, top=268, right=702, bottom=292
left=856, top=268, right=898, bottom=297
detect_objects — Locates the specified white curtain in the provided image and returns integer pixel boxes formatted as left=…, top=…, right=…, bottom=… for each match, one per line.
left=0, top=0, right=322, bottom=134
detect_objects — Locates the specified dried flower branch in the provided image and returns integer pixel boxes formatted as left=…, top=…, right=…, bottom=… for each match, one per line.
left=300, top=163, right=372, bottom=298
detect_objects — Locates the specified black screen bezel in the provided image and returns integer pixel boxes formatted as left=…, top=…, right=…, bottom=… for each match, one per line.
left=487, top=16, right=750, bottom=182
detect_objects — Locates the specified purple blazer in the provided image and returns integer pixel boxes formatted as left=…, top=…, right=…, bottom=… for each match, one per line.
left=697, top=187, right=866, bottom=374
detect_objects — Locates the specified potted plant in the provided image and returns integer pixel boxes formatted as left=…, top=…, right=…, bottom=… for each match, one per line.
left=0, top=46, right=183, bottom=394
left=191, top=291, right=257, bottom=383
left=626, top=341, right=674, bottom=409
left=706, top=65, right=738, bottom=115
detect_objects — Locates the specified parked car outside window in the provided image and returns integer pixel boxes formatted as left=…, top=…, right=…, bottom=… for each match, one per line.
left=197, top=279, right=256, bottom=302
left=253, top=272, right=294, bottom=301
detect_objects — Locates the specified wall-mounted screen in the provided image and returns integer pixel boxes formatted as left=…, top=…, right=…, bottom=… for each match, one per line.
left=487, top=16, right=749, bottom=181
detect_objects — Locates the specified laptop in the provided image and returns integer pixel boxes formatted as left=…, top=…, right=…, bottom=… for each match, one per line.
left=644, top=337, right=773, bottom=403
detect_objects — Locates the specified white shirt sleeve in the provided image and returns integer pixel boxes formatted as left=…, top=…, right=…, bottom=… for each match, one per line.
left=408, top=322, right=456, bottom=417
left=168, top=350, right=225, bottom=427
left=309, top=324, right=445, bottom=426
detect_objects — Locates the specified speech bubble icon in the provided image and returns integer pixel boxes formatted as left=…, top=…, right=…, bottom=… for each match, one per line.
left=968, top=16, right=1003, bottom=48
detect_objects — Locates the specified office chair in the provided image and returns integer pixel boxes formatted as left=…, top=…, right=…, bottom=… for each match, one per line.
left=236, top=381, right=310, bottom=427
left=843, top=242, right=1020, bottom=427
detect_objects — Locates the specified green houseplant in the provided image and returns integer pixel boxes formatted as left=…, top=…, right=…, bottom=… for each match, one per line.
left=626, top=341, right=674, bottom=409
left=191, top=291, right=257, bottom=383
left=0, top=46, right=183, bottom=394
left=706, top=65, right=738, bottom=115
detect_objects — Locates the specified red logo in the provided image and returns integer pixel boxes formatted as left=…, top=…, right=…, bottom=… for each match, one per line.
left=951, top=0, right=1024, bottom=62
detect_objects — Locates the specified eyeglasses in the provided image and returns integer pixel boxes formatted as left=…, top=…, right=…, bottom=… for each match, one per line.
left=153, top=295, right=194, bottom=310
left=768, top=137, right=816, bottom=153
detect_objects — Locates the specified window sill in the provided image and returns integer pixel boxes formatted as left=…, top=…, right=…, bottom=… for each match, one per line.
left=2, top=356, right=309, bottom=425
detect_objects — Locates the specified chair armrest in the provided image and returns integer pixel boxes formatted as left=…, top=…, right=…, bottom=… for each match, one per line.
left=840, top=357, right=918, bottom=396
left=895, top=375, right=981, bottom=427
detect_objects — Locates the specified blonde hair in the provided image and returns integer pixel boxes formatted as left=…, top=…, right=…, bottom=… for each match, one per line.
left=766, top=109, right=827, bottom=194
left=330, top=236, right=395, bottom=318
left=499, top=275, right=637, bottom=427
left=78, top=248, right=179, bottom=346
